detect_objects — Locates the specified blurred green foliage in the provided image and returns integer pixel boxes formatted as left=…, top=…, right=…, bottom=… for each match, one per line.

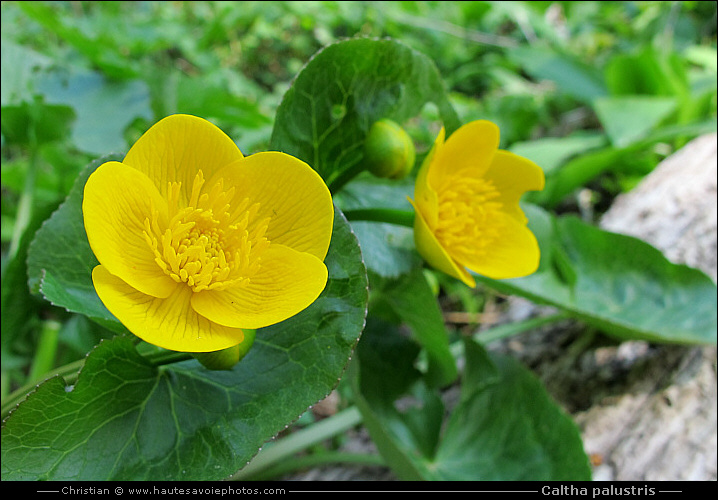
left=1, top=0, right=716, bottom=481
left=3, top=1, right=714, bottom=231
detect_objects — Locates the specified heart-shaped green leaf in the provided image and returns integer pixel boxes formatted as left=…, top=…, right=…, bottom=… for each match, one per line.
left=270, top=37, right=460, bottom=191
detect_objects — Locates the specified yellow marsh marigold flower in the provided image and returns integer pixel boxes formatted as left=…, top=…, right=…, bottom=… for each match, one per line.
left=83, top=114, right=334, bottom=352
left=409, top=120, right=544, bottom=287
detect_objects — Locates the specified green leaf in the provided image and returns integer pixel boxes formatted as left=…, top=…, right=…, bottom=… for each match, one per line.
left=354, top=328, right=590, bottom=480
left=349, top=221, right=417, bottom=278
left=36, top=67, right=152, bottom=155
left=457, top=335, right=500, bottom=401
left=351, top=318, right=434, bottom=481
left=509, top=45, right=608, bottom=103
left=175, top=73, right=272, bottom=132
left=270, top=37, right=460, bottom=191
left=0, top=39, right=52, bottom=106
left=375, top=267, right=458, bottom=387
left=15, top=2, right=140, bottom=79
left=26, top=154, right=128, bottom=335
left=604, top=49, right=689, bottom=98
left=594, top=96, right=677, bottom=148
left=1, top=201, right=58, bottom=364
left=683, top=45, right=718, bottom=73
left=0, top=101, right=75, bottom=147
left=509, top=133, right=607, bottom=176
left=432, top=340, right=591, bottom=481
left=529, top=120, right=717, bottom=208
left=528, top=145, right=629, bottom=208
left=477, top=205, right=717, bottom=345
left=2, top=208, right=367, bottom=480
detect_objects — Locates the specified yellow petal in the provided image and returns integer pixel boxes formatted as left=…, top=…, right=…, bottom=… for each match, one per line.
left=412, top=127, right=444, bottom=229
left=411, top=200, right=475, bottom=287
left=92, top=265, right=245, bottom=352
left=429, top=120, right=499, bottom=193
left=210, top=152, right=334, bottom=260
left=83, top=161, right=177, bottom=298
left=452, top=212, right=541, bottom=280
left=123, top=114, right=244, bottom=203
left=483, top=150, right=545, bottom=223
left=190, top=244, right=328, bottom=329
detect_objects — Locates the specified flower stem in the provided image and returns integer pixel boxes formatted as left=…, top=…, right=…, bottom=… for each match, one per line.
left=343, top=208, right=415, bottom=228
left=28, top=320, right=62, bottom=382
left=147, top=350, right=194, bottom=366
left=8, top=142, right=39, bottom=261
left=474, top=312, right=571, bottom=345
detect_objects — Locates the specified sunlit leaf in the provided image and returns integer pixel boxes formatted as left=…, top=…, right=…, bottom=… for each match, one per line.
left=594, top=96, right=677, bottom=148
left=0, top=39, right=52, bottom=106
left=509, top=133, right=607, bottom=175
left=36, top=68, right=152, bottom=154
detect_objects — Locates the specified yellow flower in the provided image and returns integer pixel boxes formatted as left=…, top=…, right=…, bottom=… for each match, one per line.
left=83, top=114, right=334, bottom=352
left=409, top=120, right=544, bottom=287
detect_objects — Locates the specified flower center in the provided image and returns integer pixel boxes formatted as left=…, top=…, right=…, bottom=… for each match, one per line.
left=143, top=170, right=270, bottom=292
left=434, top=176, right=503, bottom=258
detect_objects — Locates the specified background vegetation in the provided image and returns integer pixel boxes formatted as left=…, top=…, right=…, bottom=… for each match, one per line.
left=2, top=0, right=716, bottom=481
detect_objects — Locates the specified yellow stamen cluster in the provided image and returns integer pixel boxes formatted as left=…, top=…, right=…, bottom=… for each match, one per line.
left=434, top=176, right=502, bottom=258
left=143, top=170, right=270, bottom=292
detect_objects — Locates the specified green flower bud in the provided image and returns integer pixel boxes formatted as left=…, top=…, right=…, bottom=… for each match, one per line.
left=364, top=119, right=416, bottom=179
left=192, top=329, right=256, bottom=370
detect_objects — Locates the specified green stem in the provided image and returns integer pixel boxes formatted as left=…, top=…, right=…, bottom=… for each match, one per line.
left=242, top=451, right=385, bottom=480
left=344, top=208, right=415, bottom=228
left=230, top=406, right=364, bottom=480
left=147, top=350, right=194, bottom=366
left=8, top=146, right=38, bottom=261
left=28, top=320, right=62, bottom=382
left=474, top=312, right=571, bottom=345
left=1, top=371, right=10, bottom=401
